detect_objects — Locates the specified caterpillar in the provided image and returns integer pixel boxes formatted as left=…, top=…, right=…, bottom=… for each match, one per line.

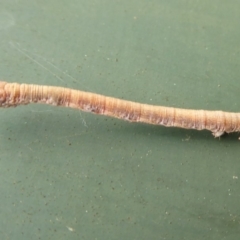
left=0, top=81, right=239, bottom=138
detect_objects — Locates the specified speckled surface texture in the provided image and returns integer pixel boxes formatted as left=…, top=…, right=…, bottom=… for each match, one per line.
left=0, top=1, right=240, bottom=239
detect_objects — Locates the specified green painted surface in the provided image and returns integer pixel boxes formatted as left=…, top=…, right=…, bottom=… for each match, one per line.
left=0, top=1, right=240, bottom=239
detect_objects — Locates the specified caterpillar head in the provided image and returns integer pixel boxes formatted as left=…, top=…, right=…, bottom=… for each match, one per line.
left=0, top=81, right=7, bottom=107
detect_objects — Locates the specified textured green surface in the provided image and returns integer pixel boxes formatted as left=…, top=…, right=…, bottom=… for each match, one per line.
left=0, top=1, right=240, bottom=239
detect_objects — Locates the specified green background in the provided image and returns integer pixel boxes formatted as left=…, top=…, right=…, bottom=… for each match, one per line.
left=0, top=1, right=240, bottom=239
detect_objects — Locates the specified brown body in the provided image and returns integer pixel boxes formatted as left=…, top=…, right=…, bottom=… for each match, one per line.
left=0, top=81, right=239, bottom=137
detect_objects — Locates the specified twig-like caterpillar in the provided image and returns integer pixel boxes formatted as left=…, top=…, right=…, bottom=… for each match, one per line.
left=0, top=81, right=239, bottom=137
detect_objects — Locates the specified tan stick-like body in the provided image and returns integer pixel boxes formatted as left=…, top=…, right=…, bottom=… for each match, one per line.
left=0, top=81, right=239, bottom=137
